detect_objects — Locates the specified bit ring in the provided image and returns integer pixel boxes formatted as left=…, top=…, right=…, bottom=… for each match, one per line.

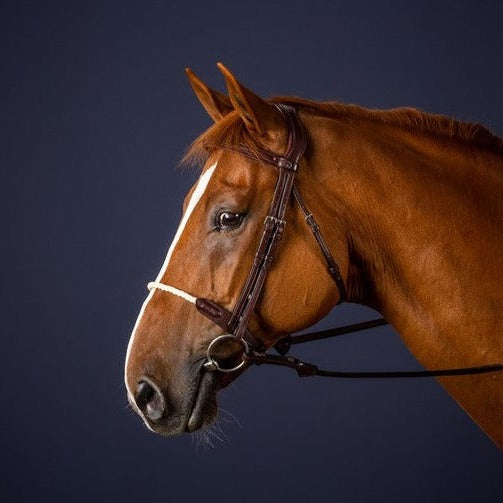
left=203, top=334, right=249, bottom=373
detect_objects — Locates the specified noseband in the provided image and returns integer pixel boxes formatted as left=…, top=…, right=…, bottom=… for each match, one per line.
left=148, top=104, right=503, bottom=379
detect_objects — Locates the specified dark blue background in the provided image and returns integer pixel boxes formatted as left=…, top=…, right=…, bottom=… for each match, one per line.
left=2, top=1, right=502, bottom=502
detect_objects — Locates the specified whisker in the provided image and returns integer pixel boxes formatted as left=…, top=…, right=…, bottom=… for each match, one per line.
left=192, top=430, right=211, bottom=450
left=206, top=426, right=225, bottom=443
left=191, top=409, right=239, bottom=451
left=218, top=408, right=243, bottom=429
left=228, top=381, right=240, bottom=392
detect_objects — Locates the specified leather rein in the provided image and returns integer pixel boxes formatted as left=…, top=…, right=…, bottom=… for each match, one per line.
left=157, top=104, right=503, bottom=379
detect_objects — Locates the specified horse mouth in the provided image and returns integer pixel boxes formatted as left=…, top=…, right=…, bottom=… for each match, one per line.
left=184, top=346, right=248, bottom=433
left=185, top=366, right=219, bottom=432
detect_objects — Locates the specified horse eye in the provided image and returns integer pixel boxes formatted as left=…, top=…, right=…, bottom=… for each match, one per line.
left=215, top=211, right=245, bottom=231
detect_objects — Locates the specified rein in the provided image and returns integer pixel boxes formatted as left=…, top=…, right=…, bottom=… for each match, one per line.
left=149, top=104, right=503, bottom=379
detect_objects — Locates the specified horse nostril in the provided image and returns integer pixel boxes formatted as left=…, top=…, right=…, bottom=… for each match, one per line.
left=135, top=378, right=166, bottom=422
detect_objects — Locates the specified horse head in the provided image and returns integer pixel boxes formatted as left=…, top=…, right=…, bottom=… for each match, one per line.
left=124, top=64, right=346, bottom=436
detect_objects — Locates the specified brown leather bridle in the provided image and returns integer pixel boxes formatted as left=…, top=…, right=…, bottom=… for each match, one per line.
left=193, top=104, right=503, bottom=379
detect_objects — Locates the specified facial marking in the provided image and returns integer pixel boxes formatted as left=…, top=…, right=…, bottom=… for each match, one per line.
left=124, top=162, right=217, bottom=407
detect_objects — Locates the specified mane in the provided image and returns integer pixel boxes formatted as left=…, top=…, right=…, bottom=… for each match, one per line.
left=183, top=109, right=260, bottom=165
left=184, top=96, right=503, bottom=165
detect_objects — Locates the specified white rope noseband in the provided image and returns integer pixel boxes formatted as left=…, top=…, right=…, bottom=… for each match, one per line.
left=147, top=282, right=197, bottom=305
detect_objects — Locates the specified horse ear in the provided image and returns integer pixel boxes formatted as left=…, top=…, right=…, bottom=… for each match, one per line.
left=217, top=62, right=279, bottom=136
left=185, top=68, right=233, bottom=122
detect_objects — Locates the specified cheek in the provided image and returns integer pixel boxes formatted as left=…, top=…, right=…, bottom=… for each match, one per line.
left=259, top=236, right=338, bottom=333
left=180, top=221, right=261, bottom=306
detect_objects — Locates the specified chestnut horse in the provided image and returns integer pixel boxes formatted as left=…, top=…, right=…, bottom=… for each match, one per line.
left=125, top=64, right=503, bottom=448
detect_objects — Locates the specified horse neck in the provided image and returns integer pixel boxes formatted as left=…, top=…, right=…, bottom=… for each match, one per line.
left=301, top=111, right=503, bottom=367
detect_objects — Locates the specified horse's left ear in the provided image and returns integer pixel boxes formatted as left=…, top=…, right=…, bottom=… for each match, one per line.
left=217, top=62, right=280, bottom=137
left=186, top=68, right=233, bottom=122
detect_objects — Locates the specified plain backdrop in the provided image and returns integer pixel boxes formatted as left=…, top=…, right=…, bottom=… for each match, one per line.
left=2, top=1, right=502, bottom=502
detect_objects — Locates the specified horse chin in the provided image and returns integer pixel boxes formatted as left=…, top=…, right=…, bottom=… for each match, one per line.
left=185, top=369, right=219, bottom=433
left=184, top=363, right=248, bottom=433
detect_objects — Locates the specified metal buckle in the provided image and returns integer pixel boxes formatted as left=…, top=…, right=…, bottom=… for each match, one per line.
left=264, top=215, right=286, bottom=226
left=272, top=156, right=298, bottom=171
left=203, top=334, right=249, bottom=373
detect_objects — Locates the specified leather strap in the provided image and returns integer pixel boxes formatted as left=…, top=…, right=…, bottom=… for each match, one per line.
left=293, top=186, right=347, bottom=303
left=195, top=298, right=265, bottom=352
left=210, top=103, right=347, bottom=337
left=225, top=104, right=307, bottom=344
left=244, top=352, right=503, bottom=379
left=274, top=317, right=388, bottom=355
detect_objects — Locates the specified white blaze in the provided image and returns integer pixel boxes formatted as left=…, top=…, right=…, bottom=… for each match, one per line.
left=124, top=162, right=217, bottom=406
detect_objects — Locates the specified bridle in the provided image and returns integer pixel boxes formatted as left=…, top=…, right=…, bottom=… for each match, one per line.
left=148, top=104, right=503, bottom=379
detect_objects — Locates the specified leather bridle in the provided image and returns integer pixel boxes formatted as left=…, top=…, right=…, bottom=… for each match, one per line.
left=150, top=104, right=503, bottom=379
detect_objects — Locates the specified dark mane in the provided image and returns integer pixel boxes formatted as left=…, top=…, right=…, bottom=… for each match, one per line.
left=184, top=96, right=503, bottom=165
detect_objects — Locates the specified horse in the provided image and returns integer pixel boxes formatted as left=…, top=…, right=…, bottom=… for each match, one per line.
left=124, top=63, right=503, bottom=448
